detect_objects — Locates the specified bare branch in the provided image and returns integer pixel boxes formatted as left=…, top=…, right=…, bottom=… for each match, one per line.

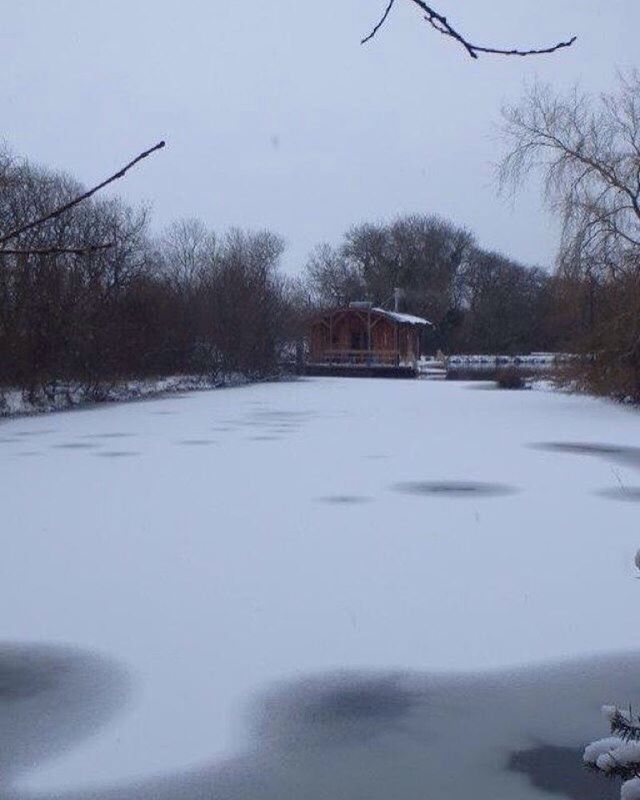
left=361, top=0, right=397, bottom=45
left=0, top=243, right=114, bottom=256
left=362, top=0, right=577, bottom=59
left=0, top=140, right=165, bottom=247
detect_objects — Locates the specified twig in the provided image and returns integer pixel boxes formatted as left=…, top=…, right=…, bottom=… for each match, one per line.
left=362, top=0, right=577, bottom=59
left=0, top=243, right=114, bottom=256
left=0, top=141, right=165, bottom=246
left=361, top=0, right=397, bottom=45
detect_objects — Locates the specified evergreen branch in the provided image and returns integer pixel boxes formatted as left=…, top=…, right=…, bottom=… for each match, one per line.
left=611, top=708, right=640, bottom=742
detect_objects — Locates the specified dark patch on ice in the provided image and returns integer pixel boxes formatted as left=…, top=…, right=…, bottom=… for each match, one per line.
left=14, top=429, right=56, bottom=437
left=531, top=442, right=640, bottom=468
left=12, top=654, right=640, bottom=800
left=53, top=442, right=99, bottom=450
left=248, top=435, right=281, bottom=442
left=0, top=657, right=58, bottom=700
left=534, top=442, right=632, bottom=457
left=252, top=673, right=421, bottom=748
left=365, top=454, right=389, bottom=460
left=15, top=451, right=43, bottom=458
left=0, top=437, right=19, bottom=443
left=82, top=433, right=135, bottom=440
left=95, top=451, right=141, bottom=458
left=303, top=678, right=416, bottom=724
left=150, top=410, right=178, bottom=416
left=249, top=410, right=315, bottom=427
left=0, top=643, right=131, bottom=786
left=508, top=745, right=618, bottom=800
left=254, top=410, right=314, bottom=419
left=316, top=495, right=373, bottom=505
left=393, top=480, right=517, bottom=497
left=177, top=439, right=217, bottom=446
left=595, top=486, right=640, bottom=503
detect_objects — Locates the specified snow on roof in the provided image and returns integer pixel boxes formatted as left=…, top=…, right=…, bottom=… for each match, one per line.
left=371, top=308, right=431, bottom=326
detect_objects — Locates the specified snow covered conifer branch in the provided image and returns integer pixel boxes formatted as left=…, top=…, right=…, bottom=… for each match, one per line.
left=584, top=706, right=640, bottom=799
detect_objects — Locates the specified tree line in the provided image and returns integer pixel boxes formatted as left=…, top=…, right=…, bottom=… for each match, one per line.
left=2, top=65, right=639, bottom=406
left=306, top=214, right=560, bottom=356
left=0, top=149, right=304, bottom=403
left=0, top=142, right=563, bottom=410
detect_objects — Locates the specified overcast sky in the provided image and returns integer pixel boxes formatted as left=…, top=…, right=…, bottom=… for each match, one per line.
left=1, top=1, right=638, bottom=274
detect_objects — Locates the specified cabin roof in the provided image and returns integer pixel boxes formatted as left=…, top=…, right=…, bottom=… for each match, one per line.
left=310, top=306, right=432, bottom=327
left=371, top=308, right=431, bottom=326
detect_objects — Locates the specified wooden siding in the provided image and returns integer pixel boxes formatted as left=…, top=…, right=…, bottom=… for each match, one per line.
left=308, top=308, right=421, bottom=366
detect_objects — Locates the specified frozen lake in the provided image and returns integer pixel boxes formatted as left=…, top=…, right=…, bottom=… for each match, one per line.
left=2, top=377, right=639, bottom=799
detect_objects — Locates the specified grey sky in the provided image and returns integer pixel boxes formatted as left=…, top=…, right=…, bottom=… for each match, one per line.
left=1, top=1, right=637, bottom=274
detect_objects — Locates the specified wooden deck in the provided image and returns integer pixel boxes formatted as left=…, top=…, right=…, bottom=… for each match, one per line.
left=302, top=363, right=418, bottom=378
left=302, top=349, right=418, bottom=378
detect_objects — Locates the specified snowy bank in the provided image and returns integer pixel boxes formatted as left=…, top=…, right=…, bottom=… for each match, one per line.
left=0, top=374, right=253, bottom=418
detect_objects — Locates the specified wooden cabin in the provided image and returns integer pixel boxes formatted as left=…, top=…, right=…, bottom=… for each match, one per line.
left=305, top=302, right=431, bottom=377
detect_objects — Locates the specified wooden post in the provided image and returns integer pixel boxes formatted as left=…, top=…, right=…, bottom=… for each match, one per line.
left=395, top=322, right=399, bottom=367
left=329, top=314, right=333, bottom=364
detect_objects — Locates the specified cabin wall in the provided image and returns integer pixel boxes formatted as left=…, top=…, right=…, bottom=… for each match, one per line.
left=309, top=310, right=421, bottom=364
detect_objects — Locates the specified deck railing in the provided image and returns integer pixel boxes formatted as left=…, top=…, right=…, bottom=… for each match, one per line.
left=311, top=349, right=401, bottom=367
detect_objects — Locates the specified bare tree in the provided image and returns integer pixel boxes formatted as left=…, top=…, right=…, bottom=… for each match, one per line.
left=362, top=0, right=576, bottom=59
left=160, top=218, right=217, bottom=289
left=306, top=214, right=473, bottom=323
left=306, top=243, right=366, bottom=307
left=500, top=71, right=640, bottom=399
left=500, top=72, right=640, bottom=281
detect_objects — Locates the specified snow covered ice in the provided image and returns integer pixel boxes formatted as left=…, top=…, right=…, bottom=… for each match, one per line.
left=2, top=377, right=640, bottom=799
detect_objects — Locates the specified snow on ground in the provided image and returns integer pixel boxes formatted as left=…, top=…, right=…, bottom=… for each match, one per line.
left=1, top=377, right=639, bottom=797
left=0, top=375, right=245, bottom=418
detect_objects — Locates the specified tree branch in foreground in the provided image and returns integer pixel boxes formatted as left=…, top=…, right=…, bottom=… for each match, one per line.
left=0, top=243, right=114, bottom=256
left=362, top=0, right=577, bottom=59
left=0, top=140, right=165, bottom=247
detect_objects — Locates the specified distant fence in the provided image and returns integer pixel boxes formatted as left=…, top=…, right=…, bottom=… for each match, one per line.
left=418, top=353, right=574, bottom=380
